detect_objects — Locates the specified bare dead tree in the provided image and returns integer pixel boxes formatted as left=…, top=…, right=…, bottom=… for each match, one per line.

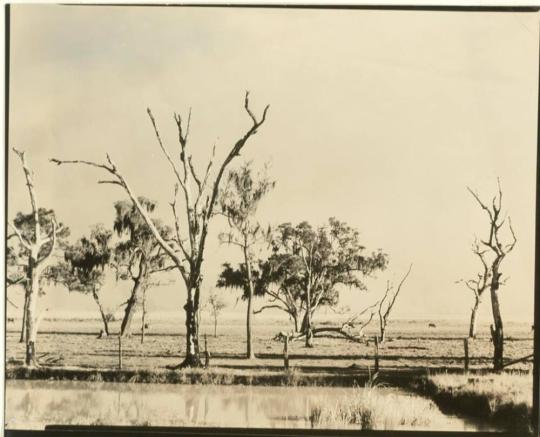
left=467, top=179, right=516, bottom=371
left=51, top=92, right=269, bottom=367
left=276, top=300, right=380, bottom=344
left=8, top=149, right=65, bottom=366
left=378, top=264, right=413, bottom=343
left=457, top=240, right=492, bottom=338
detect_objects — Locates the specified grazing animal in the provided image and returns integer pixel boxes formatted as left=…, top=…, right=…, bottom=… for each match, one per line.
left=532, top=325, right=535, bottom=332
left=97, top=329, right=105, bottom=339
left=428, top=323, right=437, bottom=328
left=144, top=323, right=149, bottom=329
left=7, top=318, right=14, bottom=323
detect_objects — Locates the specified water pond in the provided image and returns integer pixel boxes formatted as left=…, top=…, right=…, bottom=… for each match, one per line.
left=5, top=380, right=496, bottom=431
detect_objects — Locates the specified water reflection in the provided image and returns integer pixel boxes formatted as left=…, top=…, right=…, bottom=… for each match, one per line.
left=6, top=380, right=491, bottom=431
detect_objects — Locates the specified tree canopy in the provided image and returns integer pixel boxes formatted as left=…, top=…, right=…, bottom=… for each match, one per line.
left=218, top=218, right=388, bottom=333
left=112, top=197, right=173, bottom=280
left=60, top=224, right=113, bottom=293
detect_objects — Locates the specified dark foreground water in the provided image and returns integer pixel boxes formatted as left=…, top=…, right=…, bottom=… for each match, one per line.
left=5, top=380, right=496, bottom=431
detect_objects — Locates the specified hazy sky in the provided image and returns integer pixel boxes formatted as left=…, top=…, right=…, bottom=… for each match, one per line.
left=7, top=5, right=539, bottom=324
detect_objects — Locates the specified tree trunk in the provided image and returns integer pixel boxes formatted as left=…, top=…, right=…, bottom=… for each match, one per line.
left=214, top=313, right=217, bottom=338
left=24, top=262, right=39, bottom=367
left=469, top=295, right=481, bottom=339
left=92, top=289, right=110, bottom=336
left=181, top=285, right=202, bottom=367
left=243, top=246, right=255, bottom=359
left=141, top=289, right=147, bottom=344
left=19, top=292, right=29, bottom=343
left=300, top=310, right=314, bottom=347
left=305, top=287, right=313, bottom=348
left=490, top=270, right=504, bottom=371
left=379, top=323, right=386, bottom=343
left=120, top=271, right=148, bottom=337
left=292, top=313, right=299, bottom=333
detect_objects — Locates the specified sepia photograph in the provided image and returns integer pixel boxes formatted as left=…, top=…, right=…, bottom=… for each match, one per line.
left=3, top=3, right=540, bottom=435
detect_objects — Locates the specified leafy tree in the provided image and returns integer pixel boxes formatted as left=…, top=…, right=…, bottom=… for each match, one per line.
left=60, top=224, right=114, bottom=336
left=219, top=218, right=388, bottom=346
left=218, top=162, right=274, bottom=358
left=53, top=92, right=269, bottom=367
left=112, top=197, right=174, bottom=337
left=206, top=290, right=227, bottom=337
left=8, top=149, right=69, bottom=366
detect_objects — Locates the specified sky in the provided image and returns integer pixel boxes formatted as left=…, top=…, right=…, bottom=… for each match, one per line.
left=6, top=5, right=540, bottom=324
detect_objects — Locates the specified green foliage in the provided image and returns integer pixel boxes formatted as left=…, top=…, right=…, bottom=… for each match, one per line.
left=8, top=208, right=70, bottom=265
left=8, top=207, right=70, bottom=291
left=218, top=218, right=388, bottom=326
left=216, top=262, right=267, bottom=300
left=112, top=197, right=172, bottom=279
left=219, top=162, right=275, bottom=240
left=6, top=243, right=26, bottom=287
left=12, top=208, right=70, bottom=259
left=59, top=224, right=113, bottom=294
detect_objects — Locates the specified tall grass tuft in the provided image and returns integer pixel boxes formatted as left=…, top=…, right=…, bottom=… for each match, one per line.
left=309, top=386, right=440, bottom=430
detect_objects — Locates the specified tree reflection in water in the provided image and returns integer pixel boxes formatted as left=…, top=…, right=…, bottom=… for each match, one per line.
left=5, top=380, right=487, bottom=431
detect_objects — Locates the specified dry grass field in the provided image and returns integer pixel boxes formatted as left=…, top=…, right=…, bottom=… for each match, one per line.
left=6, top=316, right=533, bottom=372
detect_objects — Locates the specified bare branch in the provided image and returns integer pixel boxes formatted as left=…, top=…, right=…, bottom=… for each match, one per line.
left=53, top=154, right=183, bottom=272
left=345, top=300, right=380, bottom=329
left=15, top=148, right=41, bottom=243
left=253, top=304, right=286, bottom=315
left=6, top=296, right=19, bottom=308
left=200, top=143, right=216, bottom=195
left=98, top=180, right=123, bottom=186
left=244, top=91, right=258, bottom=125
left=467, top=186, right=494, bottom=222
left=188, top=156, right=202, bottom=193
left=384, top=263, right=413, bottom=319
left=51, top=158, right=114, bottom=174
left=147, top=108, right=185, bottom=187
left=497, top=177, right=503, bottom=212
left=170, top=183, right=190, bottom=263
left=8, top=222, right=31, bottom=250
left=506, top=216, right=517, bottom=253
left=148, top=265, right=178, bottom=275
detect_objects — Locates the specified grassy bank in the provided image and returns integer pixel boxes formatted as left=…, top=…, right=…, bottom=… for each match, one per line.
left=5, top=365, right=373, bottom=387
left=309, top=384, right=443, bottom=430
left=412, top=372, right=532, bottom=434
